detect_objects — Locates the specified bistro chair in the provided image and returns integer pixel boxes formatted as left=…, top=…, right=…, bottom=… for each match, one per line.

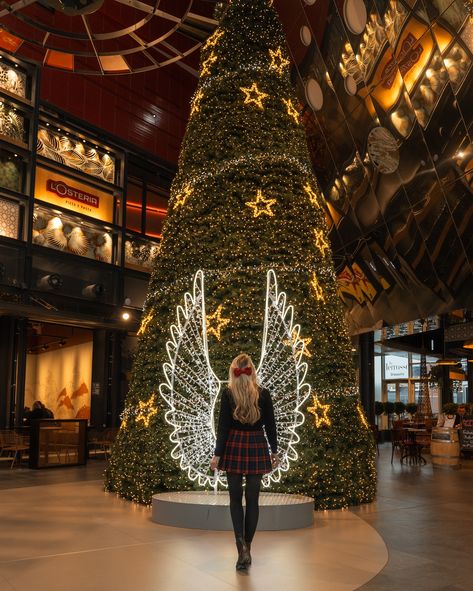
left=391, top=427, right=405, bottom=463
left=370, top=424, right=380, bottom=455
left=0, top=430, right=29, bottom=469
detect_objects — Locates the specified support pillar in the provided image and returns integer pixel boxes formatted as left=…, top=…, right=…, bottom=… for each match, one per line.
left=359, top=331, right=375, bottom=425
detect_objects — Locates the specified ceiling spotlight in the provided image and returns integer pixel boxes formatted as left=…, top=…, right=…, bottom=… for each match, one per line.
left=41, top=344, right=49, bottom=351
left=59, top=339, right=66, bottom=347
left=122, top=312, right=130, bottom=321
left=82, top=283, right=105, bottom=298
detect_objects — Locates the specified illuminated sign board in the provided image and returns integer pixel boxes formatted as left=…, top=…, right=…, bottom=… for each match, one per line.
left=35, top=167, right=114, bottom=222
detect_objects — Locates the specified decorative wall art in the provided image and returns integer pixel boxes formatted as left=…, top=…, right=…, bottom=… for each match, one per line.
left=124, top=237, right=160, bottom=271
left=0, top=62, right=27, bottom=99
left=37, top=126, right=116, bottom=184
left=0, top=151, right=22, bottom=192
left=25, top=341, right=92, bottom=420
left=33, top=205, right=114, bottom=264
left=0, top=101, right=25, bottom=145
left=0, top=197, right=19, bottom=239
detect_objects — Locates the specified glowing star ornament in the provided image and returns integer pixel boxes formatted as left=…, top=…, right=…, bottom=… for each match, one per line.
left=284, top=329, right=312, bottom=359
left=173, top=184, right=193, bottom=209
left=269, top=48, right=290, bottom=76
left=240, top=82, right=269, bottom=110
left=245, top=189, right=277, bottom=218
left=159, top=270, right=311, bottom=488
left=304, top=183, right=321, bottom=209
left=137, top=311, right=154, bottom=336
left=136, top=394, right=158, bottom=428
left=282, top=98, right=300, bottom=125
left=191, top=89, right=204, bottom=116
left=310, top=272, right=326, bottom=303
left=206, top=304, right=231, bottom=340
left=307, top=394, right=331, bottom=428
left=201, top=52, right=218, bottom=77
left=314, top=229, right=330, bottom=257
left=204, top=29, right=224, bottom=49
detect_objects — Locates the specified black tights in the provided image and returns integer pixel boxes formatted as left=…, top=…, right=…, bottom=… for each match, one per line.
left=227, top=473, right=262, bottom=543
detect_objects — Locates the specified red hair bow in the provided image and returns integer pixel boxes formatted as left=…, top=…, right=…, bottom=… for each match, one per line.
left=234, top=367, right=252, bottom=377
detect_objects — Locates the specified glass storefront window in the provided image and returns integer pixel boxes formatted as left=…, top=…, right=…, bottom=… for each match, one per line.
left=126, top=181, right=143, bottom=233
left=124, top=234, right=160, bottom=272
left=33, top=204, right=118, bottom=265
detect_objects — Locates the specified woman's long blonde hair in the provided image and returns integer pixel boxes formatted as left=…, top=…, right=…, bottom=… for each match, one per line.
left=228, top=353, right=261, bottom=424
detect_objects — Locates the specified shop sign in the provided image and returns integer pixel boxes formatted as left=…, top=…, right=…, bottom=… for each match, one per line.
left=35, top=166, right=114, bottom=222
left=384, top=355, right=409, bottom=379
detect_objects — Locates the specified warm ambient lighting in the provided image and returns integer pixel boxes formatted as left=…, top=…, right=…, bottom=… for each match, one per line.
left=122, top=312, right=130, bottom=320
left=463, top=340, right=473, bottom=349
left=435, top=358, right=459, bottom=366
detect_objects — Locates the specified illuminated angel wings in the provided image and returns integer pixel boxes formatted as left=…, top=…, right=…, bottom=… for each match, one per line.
left=159, top=269, right=311, bottom=488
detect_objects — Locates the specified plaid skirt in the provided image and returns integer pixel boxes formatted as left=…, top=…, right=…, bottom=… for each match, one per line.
left=219, top=429, right=272, bottom=475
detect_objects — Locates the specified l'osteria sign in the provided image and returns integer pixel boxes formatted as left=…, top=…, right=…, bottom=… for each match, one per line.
left=35, top=166, right=114, bottom=222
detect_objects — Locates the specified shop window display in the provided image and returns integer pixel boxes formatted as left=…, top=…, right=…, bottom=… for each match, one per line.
left=0, top=196, right=20, bottom=239
left=0, top=150, right=23, bottom=192
left=124, top=235, right=160, bottom=271
left=33, top=204, right=116, bottom=264
left=0, top=100, right=26, bottom=145
left=37, top=125, right=116, bottom=184
left=0, top=61, right=27, bottom=99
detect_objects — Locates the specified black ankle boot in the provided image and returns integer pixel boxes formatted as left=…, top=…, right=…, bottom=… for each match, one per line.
left=235, top=537, right=250, bottom=570
left=245, top=541, right=252, bottom=565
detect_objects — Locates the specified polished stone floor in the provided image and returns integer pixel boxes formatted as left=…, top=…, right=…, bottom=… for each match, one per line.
left=0, top=446, right=472, bottom=590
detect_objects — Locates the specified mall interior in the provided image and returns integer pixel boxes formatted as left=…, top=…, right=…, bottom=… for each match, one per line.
left=0, top=1, right=473, bottom=590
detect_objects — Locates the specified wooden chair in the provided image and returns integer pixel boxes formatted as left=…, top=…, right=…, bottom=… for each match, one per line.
left=391, top=427, right=405, bottom=463
left=0, top=430, right=29, bottom=468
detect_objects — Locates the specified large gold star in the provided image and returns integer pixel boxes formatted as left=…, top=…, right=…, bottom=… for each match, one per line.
left=310, top=272, right=326, bottom=303
left=201, top=52, right=218, bottom=77
left=173, top=183, right=193, bottom=209
left=206, top=305, right=231, bottom=340
left=269, top=47, right=290, bottom=76
left=307, top=394, right=331, bottom=428
left=136, top=394, right=158, bottom=428
left=245, top=189, right=277, bottom=218
left=284, top=328, right=312, bottom=359
left=240, top=82, right=269, bottom=110
left=304, top=183, right=321, bottom=209
left=137, top=311, right=154, bottom=336
left=204, top=29, right=224, bottom=50
left=314, top=229, right=330, bottom=257
left=191, top=89, right=204, bottom=116
left=282, top=98, right=300, bottom=124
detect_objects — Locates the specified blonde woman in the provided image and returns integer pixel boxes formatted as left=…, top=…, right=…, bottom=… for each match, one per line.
left=210, top=353, right=279, bottom=570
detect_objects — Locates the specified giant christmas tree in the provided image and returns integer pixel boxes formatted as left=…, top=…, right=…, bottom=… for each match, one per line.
left=106, top=0, right=376, bottom=510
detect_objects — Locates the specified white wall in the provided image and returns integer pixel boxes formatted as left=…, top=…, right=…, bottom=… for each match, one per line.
left=25, top=341, right=92, bottom=420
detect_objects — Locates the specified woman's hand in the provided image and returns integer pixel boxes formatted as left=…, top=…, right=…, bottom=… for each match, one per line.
left=271, top=453, right=280, bottom=468
left=210, top=455, right=220, bottom=471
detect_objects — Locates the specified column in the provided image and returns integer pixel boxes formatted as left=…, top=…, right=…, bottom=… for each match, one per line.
left=359, top=331, right=375, bottom=425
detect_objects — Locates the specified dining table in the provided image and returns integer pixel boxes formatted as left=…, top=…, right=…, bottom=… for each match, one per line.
left=401, top=428, right=428, bottom=465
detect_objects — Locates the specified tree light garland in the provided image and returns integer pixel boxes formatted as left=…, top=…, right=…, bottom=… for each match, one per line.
left=310, top=271, right=326, bottom=303
left=173, top=183, right=193, bottom=209
left=137, top=312, right=154, bottom=336
left=159, top=269, right=311, bottom=488
left=304, top=183, right=321, bottom=209
left=201, top=52, right=218, bottom=77
left=314, top=229, right=330, bottom=257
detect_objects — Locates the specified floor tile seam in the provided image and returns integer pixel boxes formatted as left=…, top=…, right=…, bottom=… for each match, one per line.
left=0, top=540, right=164, bottom=565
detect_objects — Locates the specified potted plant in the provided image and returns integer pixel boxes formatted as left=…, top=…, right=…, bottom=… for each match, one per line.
left=406, top=402, right=418, bottom=418
left=394, top=401, right=406, bottom=419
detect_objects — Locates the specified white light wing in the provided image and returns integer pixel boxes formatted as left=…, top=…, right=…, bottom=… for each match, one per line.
left=159, top=270, right=222, bottom=487
left=257, top=270, right=311, bottom=487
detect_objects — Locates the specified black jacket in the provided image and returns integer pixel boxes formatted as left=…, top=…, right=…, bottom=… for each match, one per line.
left=214, top=387, right=278, bottom=456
